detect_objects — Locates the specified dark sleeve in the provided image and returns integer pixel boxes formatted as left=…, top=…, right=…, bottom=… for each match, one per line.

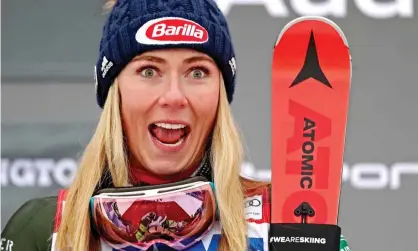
left=1, top=196, right=58, bottom=251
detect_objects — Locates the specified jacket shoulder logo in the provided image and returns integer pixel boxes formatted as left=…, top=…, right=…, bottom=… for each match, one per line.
left=244, top=195, right=262, bottom=220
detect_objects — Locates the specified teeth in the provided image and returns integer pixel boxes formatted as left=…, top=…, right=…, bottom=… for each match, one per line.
left=155, top=123, right=186, bottom=130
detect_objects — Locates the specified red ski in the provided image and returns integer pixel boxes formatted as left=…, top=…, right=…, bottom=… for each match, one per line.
left=271, top=16, right=351, bottom=225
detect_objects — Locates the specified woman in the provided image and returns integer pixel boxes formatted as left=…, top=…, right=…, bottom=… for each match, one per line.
left=1, top=0, right=350, bottom=250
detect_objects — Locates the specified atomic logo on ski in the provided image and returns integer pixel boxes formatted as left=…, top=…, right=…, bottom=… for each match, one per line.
left=290, top=31, right=332, bottom=89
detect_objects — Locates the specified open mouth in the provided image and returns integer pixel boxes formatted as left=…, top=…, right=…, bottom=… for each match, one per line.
left=148, top=122, right=191, bottom=147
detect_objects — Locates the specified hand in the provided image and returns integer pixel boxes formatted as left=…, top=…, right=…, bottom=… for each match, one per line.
left=148, top=215, right=167, bottom=228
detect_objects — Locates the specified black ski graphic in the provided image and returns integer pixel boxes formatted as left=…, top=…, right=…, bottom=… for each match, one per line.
left=290, top=31, right=332, bottom=89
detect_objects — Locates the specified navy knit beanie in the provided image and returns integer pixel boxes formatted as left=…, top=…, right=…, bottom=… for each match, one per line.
left=94, top=0, right=237, bottom=108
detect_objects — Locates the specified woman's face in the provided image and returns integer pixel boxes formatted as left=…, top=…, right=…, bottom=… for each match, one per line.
left=118, top=48, right=220, bottom=175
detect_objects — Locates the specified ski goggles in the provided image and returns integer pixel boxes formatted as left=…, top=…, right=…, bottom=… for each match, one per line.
left=89, top=177, right=217, bottom=250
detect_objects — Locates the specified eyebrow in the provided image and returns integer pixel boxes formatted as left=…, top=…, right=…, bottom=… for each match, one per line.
left=132, top=55, right=166, bottom=63
left=132, top=55, right=215, bottom=65
left=184, top=56, right=215, bottom=65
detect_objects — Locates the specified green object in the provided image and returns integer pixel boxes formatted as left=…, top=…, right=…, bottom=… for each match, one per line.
left=340, top=234, right=351, bottom=251
left=1, top=197, right=56, bottom=251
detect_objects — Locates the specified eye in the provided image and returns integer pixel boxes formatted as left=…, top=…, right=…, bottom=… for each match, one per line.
left=189, top=67, right=208, bottom=79
left=139, top=67, right=158, bottom=78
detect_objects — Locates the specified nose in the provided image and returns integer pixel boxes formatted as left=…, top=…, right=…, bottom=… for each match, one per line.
left=158, top=75, right=188, bottom=108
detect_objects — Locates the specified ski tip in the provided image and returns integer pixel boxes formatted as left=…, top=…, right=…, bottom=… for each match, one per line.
left=274, top=16, right=349, bottom=49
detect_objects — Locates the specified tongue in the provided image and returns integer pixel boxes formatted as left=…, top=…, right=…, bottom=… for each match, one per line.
left=152, top=127, right=185, bottom=144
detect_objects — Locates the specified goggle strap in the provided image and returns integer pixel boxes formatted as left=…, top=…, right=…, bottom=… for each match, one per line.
left=89, top=197, right=99, bottom=234
left=210, top=182, right=220, bottom=221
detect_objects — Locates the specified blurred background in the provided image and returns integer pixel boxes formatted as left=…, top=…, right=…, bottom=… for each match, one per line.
left=2, top=0, right=418, bottom=250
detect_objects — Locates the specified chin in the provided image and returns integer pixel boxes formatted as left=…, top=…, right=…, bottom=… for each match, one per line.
left=147, top=161, right=186, bottom=176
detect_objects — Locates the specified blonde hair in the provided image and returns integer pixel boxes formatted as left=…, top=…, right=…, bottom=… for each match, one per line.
left=103, top=0, right=116, bottom=12
left=55, top=75, right=250, bottom=250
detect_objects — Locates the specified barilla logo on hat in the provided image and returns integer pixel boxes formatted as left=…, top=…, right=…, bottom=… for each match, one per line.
left=136, top=17, right=209, bottom=45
